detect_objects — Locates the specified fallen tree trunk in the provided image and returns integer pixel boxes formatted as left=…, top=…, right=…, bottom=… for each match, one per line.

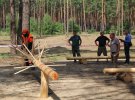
left=104, top=68, right=135, bottom=73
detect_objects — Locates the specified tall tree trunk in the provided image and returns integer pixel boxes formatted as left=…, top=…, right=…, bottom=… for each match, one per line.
left=116, top=0, right=121, bottom=35
left=66, top=0, right=69, bottom=33
left=64, top=0, right=66, bottom=34
left=101, top=0, right=106, bottom=31
left=70, top=0, right=73, bottom=19
left=17, top=0, right=23, bottom=44
left=2, top=3, right=6, bottom=30
left=121, top=0, right=124, bottom=34
left=22, top=0, right=30, bottom=30
left=82, top=0, right=86, bottom=32
left=0, top=8, right=2, bottom=28
left=10, top=0, right=17, bottom=54
left=60, top=0, right=63, bottom=23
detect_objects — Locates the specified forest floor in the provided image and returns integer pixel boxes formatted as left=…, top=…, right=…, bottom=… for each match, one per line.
left=0, top=34, right=135, bottom=100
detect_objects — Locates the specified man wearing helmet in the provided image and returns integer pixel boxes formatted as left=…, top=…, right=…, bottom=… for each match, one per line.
left=22, top=29, right=34, bottom=66
left=22, top=29, right=33, bottom=51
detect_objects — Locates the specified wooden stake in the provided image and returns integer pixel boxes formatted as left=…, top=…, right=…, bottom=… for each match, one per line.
left=40, top=71, right=48, bottom=99
left=14, top=67, right=30, bottom=74
left=39, top=45, right=45, bottom=59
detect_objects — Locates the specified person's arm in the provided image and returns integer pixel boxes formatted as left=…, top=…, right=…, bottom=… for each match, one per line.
left=117, top=43, right=120, bottom=53
left=106, top=37, right=110, bottom=45
left=21, top=35, right=26, bottom=44
left=79, top=36, right=82, bottom=46
left=119, top=39, right=124, bottom=42
left=68, top=37, right=72, bottom=46
left=107, top=43, right=110, bottom=47
left=116, top=40, right=120, bottom=56
left=95, top=38, right=99, bottom=46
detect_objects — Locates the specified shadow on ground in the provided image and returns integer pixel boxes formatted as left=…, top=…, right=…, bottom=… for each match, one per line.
left=45, top=46, right=135, bottom=55
left=48, top=61, right=135, bottom=99
left=0, top=60, right=135, bottom=99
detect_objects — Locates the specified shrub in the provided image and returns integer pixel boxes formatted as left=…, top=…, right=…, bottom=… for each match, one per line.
left=68, top=19, right=80, bottom=33
left=30, top=18, right=38, bottom=33
left=42, top=14, right=63, bottom=35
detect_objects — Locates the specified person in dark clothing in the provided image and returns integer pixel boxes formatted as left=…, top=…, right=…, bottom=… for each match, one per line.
left=119, top=30, right=132, bottom=64
left=95, top=32, right=110, bottom=58
left=69, top=31, right=82, bottom=63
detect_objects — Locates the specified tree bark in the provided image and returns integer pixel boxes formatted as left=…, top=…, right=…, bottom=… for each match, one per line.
left=22, top=0, right=30, bottom=30
left=101, top=0, right=106, bottom=31
left=0, top=7, right=2, bottom=28
left=10, top=0, right=17, bottom=54
left=66, top=0, right=69, bottom=33
left=2, top=3, right=6, bottom=30
left=17, top=0, right=23, bottom=44
left=64, top=0, right=66, bottom=34
left=82, top=0, right=87, bottom=32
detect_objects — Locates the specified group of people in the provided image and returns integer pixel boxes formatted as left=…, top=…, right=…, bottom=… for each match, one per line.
left=69, top=30, right=132, bottom=64
left=21, top=28, right=132, bottom=65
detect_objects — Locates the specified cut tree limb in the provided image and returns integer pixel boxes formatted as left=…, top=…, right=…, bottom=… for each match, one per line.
left=12, top=44, right=59, bottom=80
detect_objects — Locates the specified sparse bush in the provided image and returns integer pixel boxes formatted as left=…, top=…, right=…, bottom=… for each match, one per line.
left=68, top=19, right=80, bottom=33
left=42, top=14, right=63, bottom=35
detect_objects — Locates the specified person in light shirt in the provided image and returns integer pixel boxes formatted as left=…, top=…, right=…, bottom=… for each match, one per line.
left=119, top=30, right=132, bottom=64
left=108, top=33, right=120, bottom=65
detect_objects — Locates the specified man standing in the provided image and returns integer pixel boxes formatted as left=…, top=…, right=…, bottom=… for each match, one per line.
left=119, top=30, right=132, bottom=64
left=69, top=31, right=82, bottom=63
left=95, top=32, right=110, bottom=58
left=109, top=33, right=120, bottom=65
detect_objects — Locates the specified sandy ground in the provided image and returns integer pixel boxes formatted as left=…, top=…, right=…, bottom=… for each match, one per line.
left=0, top=34, right=135, bottom=100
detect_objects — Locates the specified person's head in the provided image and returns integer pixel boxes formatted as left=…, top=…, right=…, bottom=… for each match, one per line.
left=73, top=31, right=77, bottom=35
left=110, top=33, right=115, bottom=40
left=123, top=30, right=129, bottom=35
left=22, top=29, right=29, bottom=37
left=100, top=31, right=104, bottom=36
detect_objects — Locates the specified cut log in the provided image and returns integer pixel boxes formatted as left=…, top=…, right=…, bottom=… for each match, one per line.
left=33, top=59, right=58, bottom=80
left=104, top=68, right=135, bottom=73
left=66, top=56, right=135, bottom=60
